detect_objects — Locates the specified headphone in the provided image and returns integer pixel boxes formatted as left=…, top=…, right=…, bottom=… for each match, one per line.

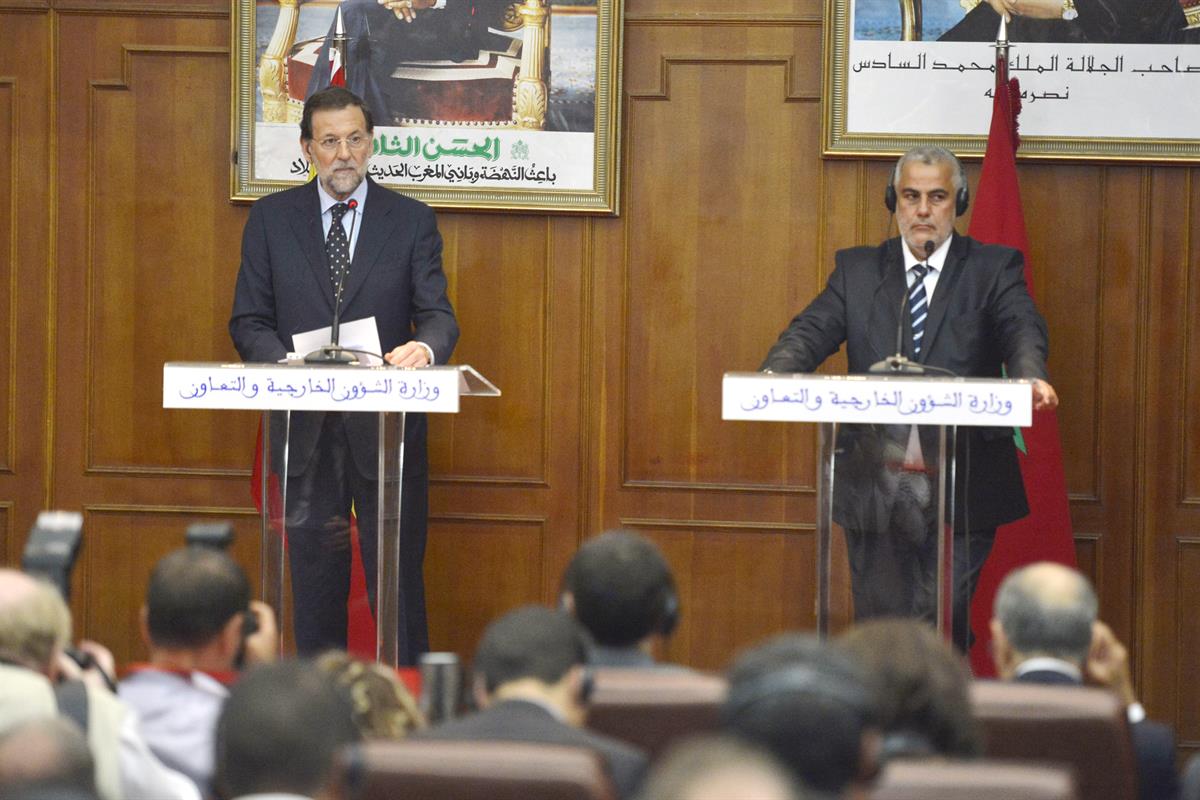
left=724, top=664, right=875, bottom=727
left=884, top=150, right=970, bottom=217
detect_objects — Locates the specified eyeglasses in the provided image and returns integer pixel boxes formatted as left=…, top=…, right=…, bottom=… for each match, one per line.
left=315, top=133, right=371, bottom=153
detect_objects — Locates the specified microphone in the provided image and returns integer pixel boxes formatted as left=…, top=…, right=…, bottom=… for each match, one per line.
left=869, top=239, right=935, bottom=375
left=305, top=198, right=359, bottom=365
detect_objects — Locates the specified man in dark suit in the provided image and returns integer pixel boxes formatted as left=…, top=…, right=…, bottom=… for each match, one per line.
left=306, top=0, right=521, bottom=125
left=413, top=606, right=649, bottom=800
left=229, top=86, right=459, bottom=662
left=761, top=146, right=1058, bottom=649
left=991, top=562, right=1180, bottom=800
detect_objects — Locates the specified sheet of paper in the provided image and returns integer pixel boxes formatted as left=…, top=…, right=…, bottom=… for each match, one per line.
left=292, top=317, right=384, bottom=365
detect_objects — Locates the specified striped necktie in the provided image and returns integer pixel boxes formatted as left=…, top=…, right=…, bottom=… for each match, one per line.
left=909, top=263, right=930, bottom=357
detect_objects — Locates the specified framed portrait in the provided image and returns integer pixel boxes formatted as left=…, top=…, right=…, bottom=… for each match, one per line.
left=824, top=0, right=1200, bottom=160
left=233, top=0, right=623, bottom=212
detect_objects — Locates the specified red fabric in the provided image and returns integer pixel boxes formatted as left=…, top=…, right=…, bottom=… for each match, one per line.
left=965, top=52, right=1076, bottom=676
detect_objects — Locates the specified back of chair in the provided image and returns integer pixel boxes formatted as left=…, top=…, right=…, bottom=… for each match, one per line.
left=586, top=668, right=726, bottom=758
left=971, top=680, right=1138, bottom=800
left=337, top=740, right=618, bottom=800
left=871, top=759, right=1078, bottom=800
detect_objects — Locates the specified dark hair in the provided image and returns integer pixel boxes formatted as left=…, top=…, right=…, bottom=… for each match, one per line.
left=837, top=619, right=980, bottom=759
left=723, top=634, right=878, bottom=795
left=473, top=606, right=589, bottom=693
left=300, top=86, right=374, bottom=141
left=145, top=546, right=250, bottom=649
left=214, top=660, right=360, bottom=799
left=562, top=530, right=678, bottom=647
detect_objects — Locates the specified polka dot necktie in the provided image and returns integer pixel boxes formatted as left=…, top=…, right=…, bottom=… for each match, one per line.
left=909, top=263, right=930, bottom=357
left=326, top=202, right=351, bottom=299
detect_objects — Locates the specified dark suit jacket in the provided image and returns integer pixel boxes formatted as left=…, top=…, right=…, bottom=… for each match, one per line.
left=413, top=699, right=649, bottom=800
left=1017, top=670, right=1181, bottom=800
left=229, top=177, right=459, bottom=478
left=761, top=233, right=1049, bottom=529
left=939, top=0, right=1184, bottom=43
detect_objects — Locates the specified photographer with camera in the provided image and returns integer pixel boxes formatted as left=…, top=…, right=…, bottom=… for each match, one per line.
left=118, top=542, right=278, bottom=794
left=0, top=568, right=200, bottom=800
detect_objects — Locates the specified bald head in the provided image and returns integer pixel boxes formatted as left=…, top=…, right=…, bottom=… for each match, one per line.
left=0, top=569, right=71, bottom=673
left=0, top=717, right=96, bottom=795
left=993, top=563, right=1097, bottom=665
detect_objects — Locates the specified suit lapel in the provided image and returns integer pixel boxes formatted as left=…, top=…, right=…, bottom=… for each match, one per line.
left=286, top=180, right=335, bottom=314
left=871, top=238, right=911, bottom=361
left=917, top=233, right=967, bottom=363
left=339, top=179, right=393, bottom=312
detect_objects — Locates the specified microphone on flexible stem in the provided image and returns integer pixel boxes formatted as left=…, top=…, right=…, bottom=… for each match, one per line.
left=869, top=239, right=935, bottom=375
left=305, top=198, right=360, bottom=365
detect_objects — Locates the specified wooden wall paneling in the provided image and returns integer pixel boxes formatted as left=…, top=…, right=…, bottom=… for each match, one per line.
left=626, top=1, right=824, bottom=19
left=424, top=212, right=587, bottom=656
left=53, top=11, right=248, bottom=500
left=1139, top=165, right=1198, bottom=748
left=76, top=507, right=260, bottom=668
left=0, top=11, right=52, bottom=550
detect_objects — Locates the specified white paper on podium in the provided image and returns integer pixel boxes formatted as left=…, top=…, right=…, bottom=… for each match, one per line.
left=293, top=316, right=384, bottom=365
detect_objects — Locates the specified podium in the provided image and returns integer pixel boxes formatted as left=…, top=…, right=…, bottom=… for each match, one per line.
left=163, top=361, right=500, bottom=666
left=722, top=372, right=1031, bottom=639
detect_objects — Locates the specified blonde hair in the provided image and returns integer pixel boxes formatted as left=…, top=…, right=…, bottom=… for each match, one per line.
left=0, top=571, right=71, bottom=671
left=315, top=651, right=426, bottom=739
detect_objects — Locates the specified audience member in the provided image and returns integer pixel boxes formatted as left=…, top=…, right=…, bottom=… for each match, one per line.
left=316, top=650, right=426, bottom=738
left=213, top=660, right=360, bottom=800
left=837, top=618, right=980, bottom=760
left=722, top=634, right=881, bottom=799
left=991, top=562, right=1180, bottom=800
left=561, top=530, right=686, bottom=669
left=413, top=605, right=649, bottom=799
left=0, top=569, right=199, bottom=800
left=117, top=546, right=276, bottom=792
left=0, top=717, right=97, bottom=798
left=637, top=735, right=809, bottom=800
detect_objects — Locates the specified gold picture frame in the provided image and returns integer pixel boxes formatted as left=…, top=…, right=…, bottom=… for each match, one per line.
left=232, top=0, right=623, bottom=212
left=824, top=0, right=1200, bottom=162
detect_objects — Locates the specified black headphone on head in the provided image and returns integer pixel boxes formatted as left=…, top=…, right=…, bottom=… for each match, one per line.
left=724, top=664, right=875, bottom=726
left=884, top=151, right=970, bottom=217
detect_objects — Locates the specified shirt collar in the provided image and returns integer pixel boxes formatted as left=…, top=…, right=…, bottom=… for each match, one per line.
left=901, top=232, right=953, bottom=273
left=1014, top=657, right=1083, bottom=682
left=316, top=177, right=368, bottom=218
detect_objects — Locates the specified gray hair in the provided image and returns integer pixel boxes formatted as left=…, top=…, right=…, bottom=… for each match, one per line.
left=0, top=570, right=71, bottom=672
left=994, top=563, right=1097, bottom=664
left=892, top=146, right=966, bottom=194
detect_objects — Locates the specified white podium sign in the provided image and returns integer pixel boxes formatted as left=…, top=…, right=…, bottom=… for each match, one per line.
left=721, top=372, right=1032, bottom=428
left=162, top=362, right=498, bottom=413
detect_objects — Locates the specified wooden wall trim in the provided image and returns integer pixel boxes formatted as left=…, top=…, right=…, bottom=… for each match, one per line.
left=0, top=79, right=16, bottom=476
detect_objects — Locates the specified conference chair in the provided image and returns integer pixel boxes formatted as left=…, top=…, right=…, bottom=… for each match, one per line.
left=871, top=759, right=1078, bottom=799
left=971, top=680, right=1137, bottom=800
left=586, top=668, right=726, bottom=758
left=336, top=739, right=617, bottom=800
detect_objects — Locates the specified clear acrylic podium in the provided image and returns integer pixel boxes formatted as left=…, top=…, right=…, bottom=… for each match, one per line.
left=722, top=372, right=1031, bottom=639
left=163, top=362, right=500, bottom=666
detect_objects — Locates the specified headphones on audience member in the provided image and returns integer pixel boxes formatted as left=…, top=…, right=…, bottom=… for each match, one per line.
left=724, top=664, right=875, bottom=727
left=884, top=151, right=970, bottom=218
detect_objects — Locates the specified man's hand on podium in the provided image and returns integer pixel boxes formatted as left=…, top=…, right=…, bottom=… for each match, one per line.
left=1032, top=378, right=1058, bottom=411
left=385, top=341, right=433, bottom=368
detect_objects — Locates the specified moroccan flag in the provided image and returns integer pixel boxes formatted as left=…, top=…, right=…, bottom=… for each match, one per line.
left=966, top=35, right=1076, bottom=675
left=329, top=7, right=347, bottom=88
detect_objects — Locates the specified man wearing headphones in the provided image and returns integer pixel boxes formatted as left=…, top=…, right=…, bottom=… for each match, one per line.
left=412, top=606, right=648, bottom=799
left=559, top=530, right=685, bottom=669
left=722, top=634, right=882, bottom=797
left=761, top=146, right=1058, bottom=650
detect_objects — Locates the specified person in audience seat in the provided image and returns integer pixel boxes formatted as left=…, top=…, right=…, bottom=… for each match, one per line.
left=560, top=529, right=689, bottom=670
left=213, top=660, right=360, bottom=800
left=991, top=562, right=1180, bottom=800
left=0, top=569, right=199, bottom=800
left=412, top=605, right=649, bottom=799
left=118, top=546, right=278, bottom=793
left=721, top=634, right=883, bottom=800
left=838, top=618, right=980, bottom=762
